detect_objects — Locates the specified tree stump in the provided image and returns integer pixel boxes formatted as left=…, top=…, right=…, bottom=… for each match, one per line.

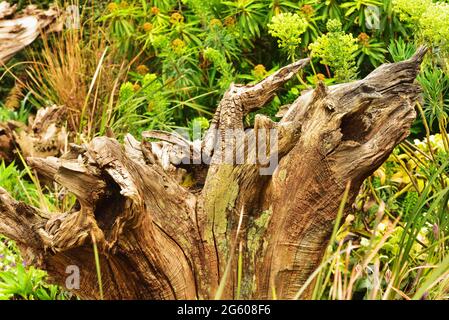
left=0, top=48, right=426, bottom=300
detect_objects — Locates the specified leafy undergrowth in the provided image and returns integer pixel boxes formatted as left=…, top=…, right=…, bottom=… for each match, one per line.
left=0, top=236, right=71, bottom=300
left=0, top=162, right=73, bottom=300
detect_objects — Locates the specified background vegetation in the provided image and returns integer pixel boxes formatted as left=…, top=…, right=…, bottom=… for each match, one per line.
left=1, top=0, right=449, bottom=299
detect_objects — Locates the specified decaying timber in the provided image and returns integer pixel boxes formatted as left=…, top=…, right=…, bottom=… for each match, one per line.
left=0, top=105, right=68, bottom=163
left=0, top=47, right=427, bottom=299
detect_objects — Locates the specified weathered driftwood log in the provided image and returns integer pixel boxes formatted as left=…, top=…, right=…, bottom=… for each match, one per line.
left=0, top=105, right=68, bottom=163
left=0, top=1, right=62, bottom=64
left=0, top=48, right=426, bottom=300
left=0, top=2, right=64, bottom=162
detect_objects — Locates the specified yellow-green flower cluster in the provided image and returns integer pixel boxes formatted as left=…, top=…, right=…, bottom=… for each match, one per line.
left=204, top=47, right=233, bottom=89
left=309, top=19, right=359, bottom=82
left=268, top=13, right=308, bottom=59
left=420, top=3, right=449, bottom=49
left=393, top=0, right=431, bottom=24
left=393, top=0, right=449, bottom=50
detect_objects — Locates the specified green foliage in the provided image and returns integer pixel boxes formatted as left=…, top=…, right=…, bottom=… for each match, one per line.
left=268, top=12, right=308, bottom=60
left=394, top=0, right=449, bottom=52
left=418, top=67, right=449, bottom=129
left=111, top=73, right=172, bottom=136
left=0, top=161, right=36, bottom=203
left=340, top=0, right=382, bottom=29
left=420, top=3, right=449, bottom=50
left=203, top=47, right=234, bottom=90
left=393, top=0, right=431, bottom=25
left=0, top=106, right=28, bottom=124
left=309, top=19, right=359, bottom=81
left=356, top=33, right=388, bottom=67
left=0, top=236, right=69, bottom=300
left=0, top=161, right=74, bottom=300
left=203, top=19, right=241, bottom=61
left=223, top=0, right=266, bottom=39
left=0, top=93, right=31, bottom=123
left=388, top=37, right=416, bottom=62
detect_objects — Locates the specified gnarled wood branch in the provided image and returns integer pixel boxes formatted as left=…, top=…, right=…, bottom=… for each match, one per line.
left=0, top=105, right=68, bottom=165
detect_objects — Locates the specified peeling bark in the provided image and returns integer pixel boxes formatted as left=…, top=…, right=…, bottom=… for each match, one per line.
left=0, top=48, right=427, bottom=300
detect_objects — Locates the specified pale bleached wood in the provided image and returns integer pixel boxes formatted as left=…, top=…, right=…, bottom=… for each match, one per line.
left=0, top=2, right=62, bottom=64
